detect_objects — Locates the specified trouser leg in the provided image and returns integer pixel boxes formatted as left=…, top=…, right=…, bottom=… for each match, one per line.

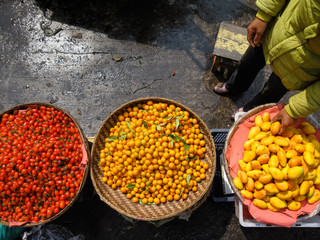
left=243, top=72, right=289, bottom=111
left=226, top=45, right=266, bottom=94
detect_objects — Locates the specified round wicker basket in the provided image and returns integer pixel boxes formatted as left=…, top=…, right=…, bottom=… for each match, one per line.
left=0, top=103, right=90, bottom=227
left=91, top=97, right=216, bottom=221
left=223, top=103, right=320, bottom=220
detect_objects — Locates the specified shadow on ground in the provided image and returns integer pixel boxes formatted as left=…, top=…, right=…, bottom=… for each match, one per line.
left=34, top=0, right=256, bottom=44
left=50, top=175, right=235, bottom=240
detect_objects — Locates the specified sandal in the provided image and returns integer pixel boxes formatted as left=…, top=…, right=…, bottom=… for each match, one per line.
left=213, top=82, right=230, bottom=95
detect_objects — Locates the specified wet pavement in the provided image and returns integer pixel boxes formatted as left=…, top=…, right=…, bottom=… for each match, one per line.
left=1, top=0, right=320, bottom=239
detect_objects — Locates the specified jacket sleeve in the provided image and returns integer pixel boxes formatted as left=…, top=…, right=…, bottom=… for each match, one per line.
left=256, top=0, right=288, bottom=22
left=284, top=80, right=320, bottom=119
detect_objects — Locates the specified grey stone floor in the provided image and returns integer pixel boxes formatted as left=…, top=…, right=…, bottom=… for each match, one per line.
left=1, top=0, right=320, bottom=239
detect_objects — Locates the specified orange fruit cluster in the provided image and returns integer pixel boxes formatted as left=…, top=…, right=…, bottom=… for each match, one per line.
left=99, top=101, right=209, bottom=205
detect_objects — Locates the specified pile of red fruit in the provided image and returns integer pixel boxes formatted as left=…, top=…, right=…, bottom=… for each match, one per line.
left=0, top=105, right=85, bottom=223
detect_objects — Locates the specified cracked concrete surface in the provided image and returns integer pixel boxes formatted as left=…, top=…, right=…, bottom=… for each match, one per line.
left=1, top=0, right=320, bottom=239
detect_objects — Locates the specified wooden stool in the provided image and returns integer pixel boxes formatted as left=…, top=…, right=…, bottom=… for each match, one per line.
left=211, top=22, right=249, bottom=79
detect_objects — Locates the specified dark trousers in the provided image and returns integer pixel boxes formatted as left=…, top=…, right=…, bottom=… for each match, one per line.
left=225, top=45, right=288, bottom=112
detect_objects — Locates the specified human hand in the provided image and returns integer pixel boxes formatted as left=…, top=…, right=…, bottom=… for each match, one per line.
left=247, top=17, right=268, bottom=47
left=271, top=108, right=297, bottom=135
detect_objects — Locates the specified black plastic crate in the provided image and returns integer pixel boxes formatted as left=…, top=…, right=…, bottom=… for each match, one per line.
left=210, top=129, right=234, bottom=202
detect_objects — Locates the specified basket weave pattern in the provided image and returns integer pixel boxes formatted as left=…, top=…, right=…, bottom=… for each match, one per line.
left=91, top=97, right=216, bottom=221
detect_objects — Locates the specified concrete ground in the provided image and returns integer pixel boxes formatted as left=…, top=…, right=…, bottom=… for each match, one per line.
left=1, top=0, right=320, bottom=239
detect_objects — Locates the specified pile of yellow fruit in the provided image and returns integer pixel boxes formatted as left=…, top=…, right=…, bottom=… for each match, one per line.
left=99, top=101, right=209, bottom=205
left=233, top=111, right=320, bottom=211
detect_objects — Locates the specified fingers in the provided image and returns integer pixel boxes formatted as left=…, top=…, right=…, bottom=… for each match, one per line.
left=253, top=32, right=262, bottom=47
left=247, top=29, right=255, bottom=47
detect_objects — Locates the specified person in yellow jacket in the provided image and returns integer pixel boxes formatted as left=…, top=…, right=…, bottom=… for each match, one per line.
left=214, top=0, right=320, bottom=133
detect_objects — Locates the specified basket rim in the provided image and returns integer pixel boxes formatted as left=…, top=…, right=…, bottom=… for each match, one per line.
left=90, top=97, right=216, bottom=221
left=222, top=103, right=320, bottom=220
left=0, top=102, right=91, bottom=227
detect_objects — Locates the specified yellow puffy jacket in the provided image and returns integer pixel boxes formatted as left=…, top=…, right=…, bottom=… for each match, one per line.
left=256, top=0, right=320, bottom=119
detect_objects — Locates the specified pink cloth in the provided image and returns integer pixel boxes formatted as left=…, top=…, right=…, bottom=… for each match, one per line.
left=226, top=104, right=320, bottom=227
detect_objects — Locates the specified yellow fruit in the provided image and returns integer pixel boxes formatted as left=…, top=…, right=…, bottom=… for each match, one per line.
left=291, top=185, right=300, bottom=198
left=268, top=143, right=280, bottom=153
left=287, top=200, right=301, bottom=211
left=305, top=142, right=315, bottom=153
left=303, top=169, right=317, bottom=181
left=259, top=174, right=273, bottom=184
left=254, top=131, right=269, bottom=141
left=254, top=181, right=264, bottom=190
left=270, top=122, right=281, bottom=135
left=255, top=145, right=270, bottom=156
left=253, top=199, right=268, bottom=209
left=251, top=141, right=261, bottom=151
left=276, top=190, right=292, bottom=200
left=243, top=139, right=255, bottom=151
left=253, top=189, right=267, bottom=199
left=257, top=154, right=270, bottom=165
left=243, top=150, right=256, bottom=163
left=248, top=126, right=261, bottom=140
left=299, top=180, right=310, bottom=196
left=267, top=202, right=279, bottom=212
left=261, top=122, right=271, bottom=132
left=307, top=185, right=315, bottom=198
left=294, top=144, right=306, bottom=154
left=307, top=189, right=320, bottom=204
left=302, top=124, right=316, bottom=135
left=251, top=160, right=262, bottom=170
left=241, top=190, right=254, bottom=200
left=274, top=180, right=288, bottom=191
left=254, top=115, right=263, bottom=127
left=233, top=177, right=244, bottom=190
left=261, top=136, right=275, bottom=146
left=264, top=183, right=279, bottom=195
left=291, top=135, right=303, bottom=145
left=281, top=128, right=294, bottom=138
left=262, top=164, right=269, bottom=174
left=277, top=149, right=287, bottom=167
left=245, top=177, right=255, bottom=192
left=287, top=179, right=298, bottom=190
left=288, top=156, right=302, bottom=168
left=282, top=164, right=290, bottom=180
left=313, top=172, right=320, bottom=185
left=262, top=112, right=270, bottom=122
left=274, top=136, right=289, bottom=147
left=288, top=166, right=304, bottom=179
left=270, top=196, right=287, bottom=209
left=294, top=195, right=307, bottom=202
left=238, top=160, right=247, bottom=171
left=246, top=170, right=263, bottom=180
left=286, top=149, right=298, bottom=159
left=268, top=155, right=279, bottom=168
left=238, top=170, right=248, bottom=184
left=303, top=151, right=315, bottom=166
left=269, top=167, right=284, bottom=181
left=245, top=162, right=252, bottom=172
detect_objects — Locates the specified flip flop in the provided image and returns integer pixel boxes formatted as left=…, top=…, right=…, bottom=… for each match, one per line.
left=213, top=82, right=230, bottom=96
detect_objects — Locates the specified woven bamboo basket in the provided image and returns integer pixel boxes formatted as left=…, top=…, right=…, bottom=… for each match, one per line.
left=223, top=103, right=320, bottom=220
left=0, top=103, right=91, bottom=227
left=91, top=97, right=216, bottom=221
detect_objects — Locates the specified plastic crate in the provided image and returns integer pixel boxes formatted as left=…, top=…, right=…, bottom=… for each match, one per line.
left=237, top=199, right=320, bottom=227
left=210, top=129, right=234, bottom=202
